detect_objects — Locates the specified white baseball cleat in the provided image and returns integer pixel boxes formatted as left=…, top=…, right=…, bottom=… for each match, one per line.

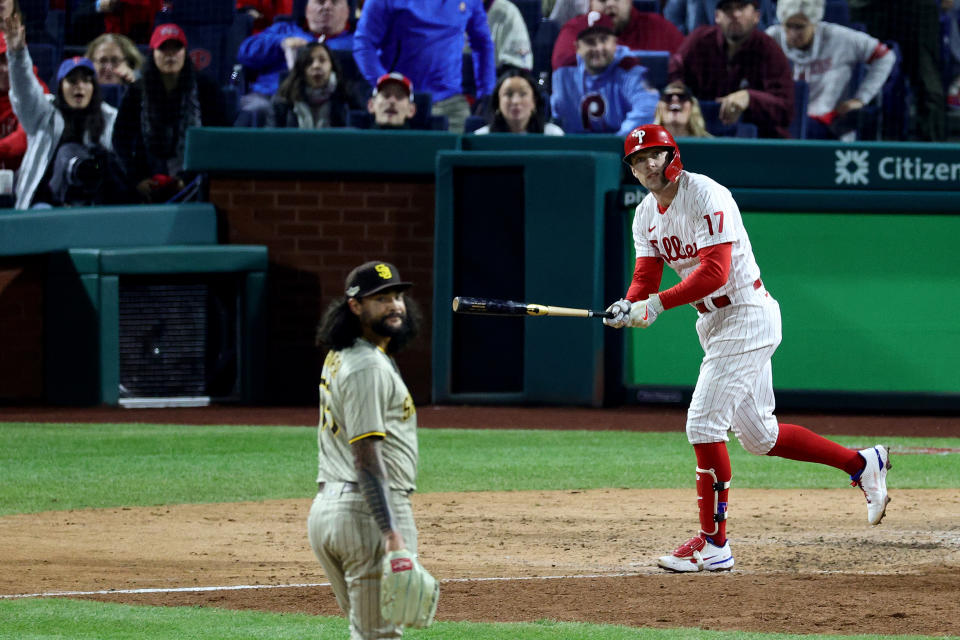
left=657, top=535, right=734, bottom=572
left=851, top=445, right=891, bottom=525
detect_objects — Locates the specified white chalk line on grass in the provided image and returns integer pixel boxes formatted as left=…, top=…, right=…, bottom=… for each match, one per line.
left=0, top=572, right=647, bottom=600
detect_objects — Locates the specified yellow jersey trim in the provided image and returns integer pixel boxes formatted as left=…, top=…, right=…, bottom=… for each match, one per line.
left=349, top=431, right=386, bottom=444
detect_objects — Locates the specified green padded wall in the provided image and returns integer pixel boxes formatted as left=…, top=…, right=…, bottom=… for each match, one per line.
left=624, top=212, right=960, bottom=394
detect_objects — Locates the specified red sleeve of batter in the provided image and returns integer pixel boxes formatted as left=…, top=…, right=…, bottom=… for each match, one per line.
left=625, top=256, right=664, bottom=302
left=657, top=242, right=732, bottom=310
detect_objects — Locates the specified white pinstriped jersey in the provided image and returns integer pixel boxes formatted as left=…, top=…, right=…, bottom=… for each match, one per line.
left=632, top=171, right=761, bottom=298
left=317, top=338, right=418, bottom=492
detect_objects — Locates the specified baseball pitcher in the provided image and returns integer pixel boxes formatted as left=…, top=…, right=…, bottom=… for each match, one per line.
left=309, top=261, right=438, bottom=638
left=606, top=125, right=891, bottom=572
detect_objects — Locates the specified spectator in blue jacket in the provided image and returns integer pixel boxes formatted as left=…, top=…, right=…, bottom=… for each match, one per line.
left=550, top=11, right=658, bottom=135
left=235, top=0, right=354, bottom=126
left=353, top=0, right=496, bottom=133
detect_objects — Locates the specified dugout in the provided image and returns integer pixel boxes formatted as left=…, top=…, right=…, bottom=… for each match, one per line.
left=0, top=204, right=268, bottom=407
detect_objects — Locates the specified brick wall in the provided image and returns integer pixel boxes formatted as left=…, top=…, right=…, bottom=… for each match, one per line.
left=0, top=257, right=44, bottom=401
left=209, top=177, right=436, bottom=405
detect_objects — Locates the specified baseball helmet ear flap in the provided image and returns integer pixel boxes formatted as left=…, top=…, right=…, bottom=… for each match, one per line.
left=622, top=124, right=683, bottom=183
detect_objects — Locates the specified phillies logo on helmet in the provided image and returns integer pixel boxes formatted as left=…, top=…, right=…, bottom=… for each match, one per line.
left=623, top=124, right=683, bottom=183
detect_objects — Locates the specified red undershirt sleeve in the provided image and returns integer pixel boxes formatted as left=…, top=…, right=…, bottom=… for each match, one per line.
left=657, top=242, right=732, bottom=310
left=625, top=256, right=664, bottom=302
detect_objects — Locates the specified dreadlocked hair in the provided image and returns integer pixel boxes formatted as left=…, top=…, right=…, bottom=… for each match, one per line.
left=315, top=297, right=362, bottom=351
left=315, top=295, right=422, bottom=355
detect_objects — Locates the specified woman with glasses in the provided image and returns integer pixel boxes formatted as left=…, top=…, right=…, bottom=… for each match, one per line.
left=85, top=33, right=144, bottom=87
left=653, top=81, right=712, bottom=138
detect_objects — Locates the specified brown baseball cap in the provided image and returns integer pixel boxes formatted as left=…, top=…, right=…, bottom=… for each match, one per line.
left=344, top=261, right=412, bottom=298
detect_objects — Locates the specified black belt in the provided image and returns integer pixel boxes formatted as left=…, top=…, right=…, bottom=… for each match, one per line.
left=694, top=279, right=762, bottom=314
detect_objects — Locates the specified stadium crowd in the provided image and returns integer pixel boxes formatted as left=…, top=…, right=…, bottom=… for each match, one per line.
left=1, top=0, right=958, bottom=208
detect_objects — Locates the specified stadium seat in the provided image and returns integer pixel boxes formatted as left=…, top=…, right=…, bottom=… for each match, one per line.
left=331, top=48, right=372, bottom=103
left=20, top=0, right=53, bottom=45
left=45, top=8, right=65, bottom=49
left=181, top=24, right=234, bottom=85
left=511, top=0, right=543, bottom=46
left=464, top=115, right=487, bottom=133
left=789, top=79, right=809, bottom=139
left=164, top=0, right=235, bottom=25
left=823, top=0, right=851, bottom=27
left=874, top=40, right=910, bottom=140
left=941, top=12, right=956, bottom=97
left=532, top=18, right=560, bottom=77
left=699, top=100, right=760, bottom=138
left=27, top=43, right=58, bottom=87
left=100, top=84, right=128, bottom=108
left=633, top=50, right=670, bottom=90
left=156, top=1, right=240, bottom=86
left=632, top=0, right=660, bottom=12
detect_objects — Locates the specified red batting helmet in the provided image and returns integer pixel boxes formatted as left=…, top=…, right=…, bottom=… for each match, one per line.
left=622, top=124, right=683, bottom=182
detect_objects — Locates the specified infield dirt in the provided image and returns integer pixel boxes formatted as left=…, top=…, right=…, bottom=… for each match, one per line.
left=2, top=487, right=959, bottom=636
left=3, top=405, right=959, bottom=636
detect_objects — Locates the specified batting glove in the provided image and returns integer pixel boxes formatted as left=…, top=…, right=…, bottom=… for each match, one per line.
left=603, top=299, right=632, bottom=328
left=627, top=294, right=663, bottom=328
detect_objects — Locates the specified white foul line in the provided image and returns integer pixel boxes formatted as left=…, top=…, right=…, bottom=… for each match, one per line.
left=0, top=573, right=646, bottom=601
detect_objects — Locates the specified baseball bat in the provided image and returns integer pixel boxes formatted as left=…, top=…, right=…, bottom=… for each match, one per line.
left=452, top=296, right=614, bottom=319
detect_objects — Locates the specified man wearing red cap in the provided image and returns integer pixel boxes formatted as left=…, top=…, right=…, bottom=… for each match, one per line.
left=367, top=72, right=417, bottom=129
left=552, top=0, right=684, bottom=70
left=0, top=32, right=28, bottom=171
left=605, top=124, right=891, bottom=572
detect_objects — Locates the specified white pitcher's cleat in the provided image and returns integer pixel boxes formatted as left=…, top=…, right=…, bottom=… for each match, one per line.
left=657, top=535, right=734, bottom=572
left=851, top=445, right=891, bottom=525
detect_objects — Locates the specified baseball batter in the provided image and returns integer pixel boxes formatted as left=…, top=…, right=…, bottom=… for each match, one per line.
left=309, top=260, right=422, bottom=637
left=605, top=125, right=891, bottom=572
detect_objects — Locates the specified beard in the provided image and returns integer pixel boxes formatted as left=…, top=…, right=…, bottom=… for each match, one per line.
left=370, top=311, right=409, bottom=340
left=368, top=297, right=421, bottom=354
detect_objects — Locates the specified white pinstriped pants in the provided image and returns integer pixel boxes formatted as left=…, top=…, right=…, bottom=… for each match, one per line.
left=307, top=487, right=418, bottom=640
left=685, top=288, right=783, bottom=455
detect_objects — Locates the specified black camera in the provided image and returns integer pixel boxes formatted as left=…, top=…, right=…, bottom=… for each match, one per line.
left=49, top=142, right=107, bottom=205
left=66, top=151, right=104, bottom=190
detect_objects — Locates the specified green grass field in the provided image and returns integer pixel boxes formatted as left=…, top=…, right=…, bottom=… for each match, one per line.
left=1, top=421, right=958, bottom=640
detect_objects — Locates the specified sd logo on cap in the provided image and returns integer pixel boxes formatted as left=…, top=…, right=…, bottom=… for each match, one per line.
left=345, top=261, right=412, bottom=298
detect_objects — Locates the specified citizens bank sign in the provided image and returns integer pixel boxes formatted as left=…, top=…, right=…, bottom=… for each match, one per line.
left=835, top=149, right=960, bottom=186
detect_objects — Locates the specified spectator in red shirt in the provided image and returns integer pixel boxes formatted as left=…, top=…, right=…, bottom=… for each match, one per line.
left=237, top=0, right=295, bottom=33
left=668, top=0, right=793, bottom=138
left=552, top=0, right=684, bottom=69
left=0, top=29, right=50, bottom=171
left=97, top=0, right=165, bottom=44
left=0, top=31, right=26, bottom=170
